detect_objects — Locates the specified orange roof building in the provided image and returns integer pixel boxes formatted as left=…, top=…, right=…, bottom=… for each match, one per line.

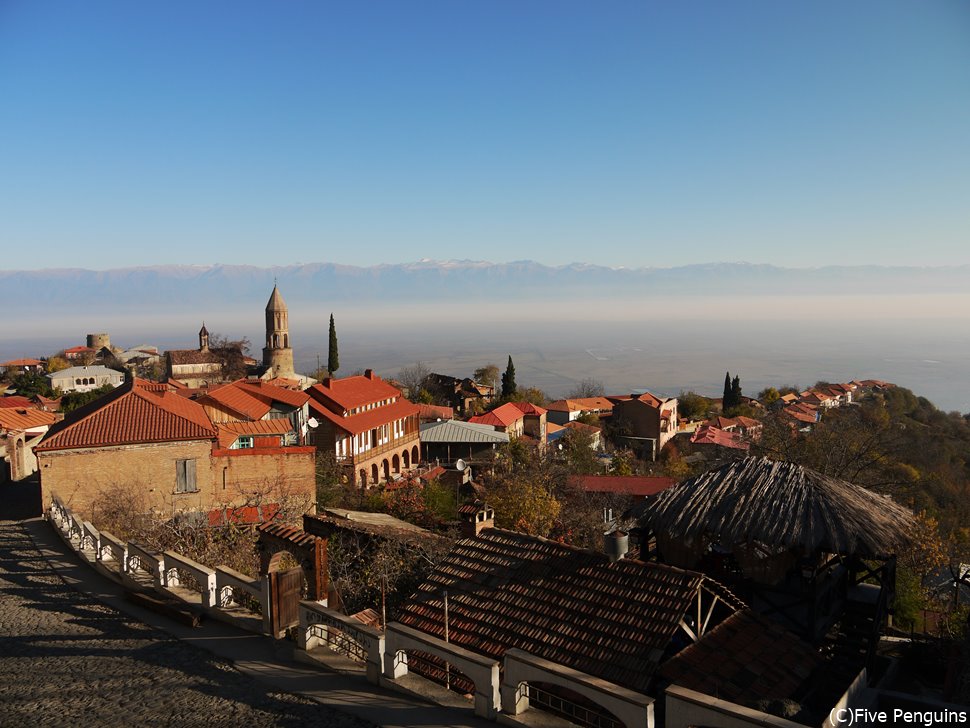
left=305, top=370, right=421, bottom=488
left=469, top=400, right=548, bottom=443
left=34, top=379, right=315, bottom=518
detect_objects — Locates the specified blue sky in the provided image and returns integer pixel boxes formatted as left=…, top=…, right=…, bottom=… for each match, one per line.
left=1, top=1, right=968, bottom=271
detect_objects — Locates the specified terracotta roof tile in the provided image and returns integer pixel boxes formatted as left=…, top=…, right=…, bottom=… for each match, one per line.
left=0, top=396, right=34, bottom=409
left=307, top=373, right=401, bottom=413
left=659, top=609, right=821, bottom=705
left=468, top=402, right=526, bottom=428
left=0, top=407, right=57, bottom=432
left=568, top=475, right=676, bottom=497
left=198, top=382, right=272, bottom=420
left=36, top=379, right=216, bottom=452
left=234, top=380, right=310, bottom=408
left=216, top=417, right=295, bottom=449
left=308, top=398, right=419, bottom=436
left=691, top=425, right=749, bottom=450
left=397, top=528, right=737, bottom=693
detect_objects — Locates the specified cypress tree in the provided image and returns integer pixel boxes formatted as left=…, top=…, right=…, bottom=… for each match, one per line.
left=501, top=355, right=517, bottom=399
left=731, top=375, right=742, bottom=408
left=723, top=372, right=732, bottom=408
left=327, top=313, right=339, bottom=374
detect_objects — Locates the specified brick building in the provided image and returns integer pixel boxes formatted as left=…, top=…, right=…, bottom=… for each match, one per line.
left=305, top=370, right=420, bottom=487
left=34, top=378, right=315, bottom=518
left=609, top=391, right=679, bottom=460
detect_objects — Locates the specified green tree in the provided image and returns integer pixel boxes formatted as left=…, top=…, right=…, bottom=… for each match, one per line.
left=678, top=390, right=712, bottom=420
left=327, top=313, right=339, bottom=374
left=731, top=375, right=742, bottom=407
left=722, top=372, right=732, bottom=409
left=501, top=355, right=517, bottom=399
left=60, top=385, right=115, bottom=412
left=9, top=372, right=54, bottom=398
left=758, top=387, right=780, bottom=407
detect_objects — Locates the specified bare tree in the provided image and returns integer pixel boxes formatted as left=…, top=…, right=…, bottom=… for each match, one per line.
left=397, top=361, right=431, bottom=398
left=567, top=378, right=605, bottom=398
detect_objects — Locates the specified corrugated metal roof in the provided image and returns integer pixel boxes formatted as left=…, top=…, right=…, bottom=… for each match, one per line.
left=419, top=419, right=510, bottom=444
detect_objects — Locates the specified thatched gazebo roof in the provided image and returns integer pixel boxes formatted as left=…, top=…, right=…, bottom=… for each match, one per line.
left=633, top=457, right=916, bottom=559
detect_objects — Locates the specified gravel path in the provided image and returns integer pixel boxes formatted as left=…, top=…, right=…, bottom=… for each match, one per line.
left=0, top=519, right=374, bottom=728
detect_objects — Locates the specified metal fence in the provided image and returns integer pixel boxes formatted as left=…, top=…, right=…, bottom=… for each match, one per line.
left=524, top=683, right=622, bottom=728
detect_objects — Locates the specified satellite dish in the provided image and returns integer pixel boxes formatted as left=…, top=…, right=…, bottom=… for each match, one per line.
left=307, top=417, right=319, bottom=428
left=454, top=458, right=466, bottom=472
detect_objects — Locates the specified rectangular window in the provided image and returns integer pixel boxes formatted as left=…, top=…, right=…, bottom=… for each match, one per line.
left=236, top=435, right=254, bottom=449
left=175, top=459, right=198, bottom=493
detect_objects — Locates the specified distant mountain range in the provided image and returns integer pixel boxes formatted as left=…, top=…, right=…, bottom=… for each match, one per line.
left=3, top=260, right=969, bottom=312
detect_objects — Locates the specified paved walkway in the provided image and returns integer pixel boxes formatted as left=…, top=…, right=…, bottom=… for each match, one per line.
left=0, top=498, right=494, bottom=728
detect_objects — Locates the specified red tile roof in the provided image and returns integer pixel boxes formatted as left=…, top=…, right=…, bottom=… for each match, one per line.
left=0, top=358, right=44, bottom=367
left=199, top=381, right=272, bottom=420
left=563, top=420, right=601, bottom=435
left=0, top=396, right=34, bottom=409
left=509, top=401, right=548, bottom=416
left=417, top=403, right=454, bottom=420
left=659, top=609, right=821, bottom=705
left=234, top=379, right=310, bottom=408
left=396, top=528, right=742, bottom=693
left=565, top=397, right=613, bottom=412
left=308, top=398, right=419, bottom=436
left=468, top=402, right=526, bottom=428
left=0, top=407, right=57, bottom=432
left=216, top=417, right=295, bottom=449
left=691, top=425, right=749, bottom=450
left=569, top=475, right=676, bottom=497
left=306, top=372, right=401, bottom=413
left=36, top=379, right=216, bottom=452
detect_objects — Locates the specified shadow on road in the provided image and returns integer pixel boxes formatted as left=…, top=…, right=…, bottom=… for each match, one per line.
left=0, top=476, right=42, bottom=521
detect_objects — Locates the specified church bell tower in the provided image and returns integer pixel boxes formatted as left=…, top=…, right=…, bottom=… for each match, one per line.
left=262, top=284, right=295, bottom=377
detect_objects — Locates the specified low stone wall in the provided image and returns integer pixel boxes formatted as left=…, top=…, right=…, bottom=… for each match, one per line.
left=299, top=601, right=385, bottom=683
left=47, top=496, right=268, bottom=635
left=502, top=648, right=655, bottom=728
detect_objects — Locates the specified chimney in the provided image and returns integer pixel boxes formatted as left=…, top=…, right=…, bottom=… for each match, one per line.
left=603, top=529, right=629, bottom=562
left=459, top=502, right=494, bottom=538
left=365, top=368, right=375, bottom=380
left=324, top=377, right=333, bottom=388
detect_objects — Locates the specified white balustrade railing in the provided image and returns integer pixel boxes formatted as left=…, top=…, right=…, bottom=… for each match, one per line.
left=46, top=495, right=269, bottom=635
left=162, top=550, right=217, bottom=608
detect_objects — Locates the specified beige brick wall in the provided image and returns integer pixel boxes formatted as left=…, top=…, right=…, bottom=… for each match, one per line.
left=38, top=440, right=315, bottom=520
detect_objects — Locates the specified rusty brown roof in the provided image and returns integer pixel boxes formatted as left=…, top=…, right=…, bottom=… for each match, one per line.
left=396, top=528, right=739, bottom=693
left=659, top=608, right=821, bottom=705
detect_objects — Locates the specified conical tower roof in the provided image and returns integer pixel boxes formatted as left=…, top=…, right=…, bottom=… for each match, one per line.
left=199, top=322, right=208, bottom=336
left=266, top=284, right=287, bottom=312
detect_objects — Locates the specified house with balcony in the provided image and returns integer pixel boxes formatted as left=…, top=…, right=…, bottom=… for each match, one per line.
left=305, top=370, right=420, bottom=487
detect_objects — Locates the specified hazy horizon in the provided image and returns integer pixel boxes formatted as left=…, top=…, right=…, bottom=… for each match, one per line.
left=4, top=293, right=969, bottom=413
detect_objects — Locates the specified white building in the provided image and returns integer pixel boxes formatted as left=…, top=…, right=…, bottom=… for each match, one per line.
left=47, top=365, right=125, bottom=393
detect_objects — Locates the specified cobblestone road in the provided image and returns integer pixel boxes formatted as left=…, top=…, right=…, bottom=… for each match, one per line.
left=0, top=519, right=374, bottom=728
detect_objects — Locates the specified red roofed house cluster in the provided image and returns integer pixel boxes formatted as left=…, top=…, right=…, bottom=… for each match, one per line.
left=306, top=369, right=421, bottom=488
left=34, top=377, right=316, bottom=518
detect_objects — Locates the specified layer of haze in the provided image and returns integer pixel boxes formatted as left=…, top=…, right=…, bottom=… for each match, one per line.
left=5, top=293, right=970, bottom=413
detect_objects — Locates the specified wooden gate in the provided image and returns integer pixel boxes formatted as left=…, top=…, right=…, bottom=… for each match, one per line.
left=269, top=567, right=303, bottom=637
